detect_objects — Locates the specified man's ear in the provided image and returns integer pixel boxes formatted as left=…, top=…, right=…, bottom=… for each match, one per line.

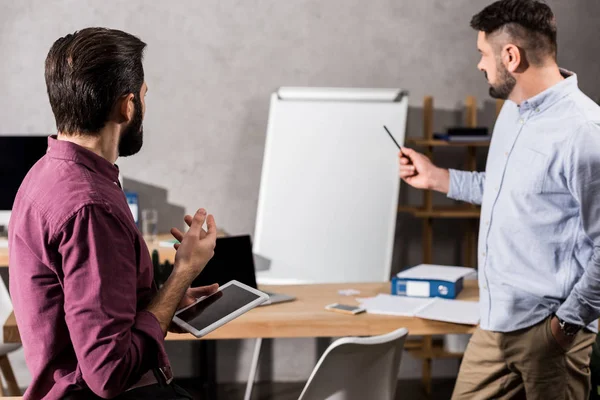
left=503, top=43, right=522, bottom=73
left=116, top=93, right=135, bottom=123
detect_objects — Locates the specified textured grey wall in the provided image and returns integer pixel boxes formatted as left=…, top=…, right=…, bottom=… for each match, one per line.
left=2, top=0, right=598, bottom=236
left=1, top=0, right=599, bottom=390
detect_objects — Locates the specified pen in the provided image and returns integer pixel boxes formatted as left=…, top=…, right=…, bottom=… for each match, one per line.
left=383, top=125, right=403, bottom=155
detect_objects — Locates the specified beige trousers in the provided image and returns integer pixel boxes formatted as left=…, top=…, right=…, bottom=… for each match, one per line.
left=452, top=317, right=596, bottom=400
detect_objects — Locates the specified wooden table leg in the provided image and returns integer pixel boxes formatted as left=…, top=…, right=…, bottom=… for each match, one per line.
left=421, top=336, right=433, bottom=397
left=422, top=218, right=433, bottom=264
left=0, top=355, right=20, bottom=396
left=198, top=340, right=217, bottom=399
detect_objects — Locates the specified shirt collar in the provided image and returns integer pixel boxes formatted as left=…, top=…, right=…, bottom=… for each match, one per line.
left=46, top=136, right=120, bottom=183
left=519, top=68, right=579, bottom=115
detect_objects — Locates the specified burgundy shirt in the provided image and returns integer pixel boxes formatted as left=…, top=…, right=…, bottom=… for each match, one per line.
left=9, top=137, right=170, bottom=399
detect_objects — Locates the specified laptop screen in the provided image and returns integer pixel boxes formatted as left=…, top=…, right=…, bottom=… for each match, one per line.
left=192, top=235, right=258, bottom=289
left=0, top=136, right=48, bottom=211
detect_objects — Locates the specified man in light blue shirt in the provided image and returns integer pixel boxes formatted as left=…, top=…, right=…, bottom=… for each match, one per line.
left=399, top=0, right=600, bottom=398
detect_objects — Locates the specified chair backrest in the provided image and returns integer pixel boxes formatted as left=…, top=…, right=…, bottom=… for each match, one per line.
left=298, top=328, right=409, bottom=400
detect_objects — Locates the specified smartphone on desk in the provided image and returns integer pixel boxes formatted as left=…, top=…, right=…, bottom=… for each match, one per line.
left=325, top=303, right=366, bottom=315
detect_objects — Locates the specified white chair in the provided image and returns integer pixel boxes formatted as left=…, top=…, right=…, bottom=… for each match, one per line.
left=0, top=274, right=21, bottom=396
left=297, top=328, right=408, bottom=400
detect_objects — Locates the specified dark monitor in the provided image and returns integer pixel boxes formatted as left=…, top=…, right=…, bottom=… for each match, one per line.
left=0, top=136, right=48, bottom=211
left=192, top=235, right=258, bottom=289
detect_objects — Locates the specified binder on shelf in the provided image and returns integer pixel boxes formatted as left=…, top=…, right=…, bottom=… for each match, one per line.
left=433, top=133, right=491, bottom=142
left=391, top=264, right=475, bottom=299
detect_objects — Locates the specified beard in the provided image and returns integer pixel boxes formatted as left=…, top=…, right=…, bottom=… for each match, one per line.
left=118, top=96, right=144, bottom=157
left=486, top=61, right=516, bottom=100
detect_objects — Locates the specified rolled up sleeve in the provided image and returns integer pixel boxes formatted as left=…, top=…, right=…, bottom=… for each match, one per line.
left=57, top=204, right=166, bottom=398
left=447, top=169, right=486, bottom=205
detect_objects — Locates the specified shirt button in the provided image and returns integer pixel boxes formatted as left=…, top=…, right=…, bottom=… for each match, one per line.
left=519, top=118, right=524, bottom=124
left=485, top=220, right=490, bottom=226
left=504, top=152, right=508, bottom=157
left=482, top=252, right=486, bottom=257
left=494, top=187, right=499, bottom=191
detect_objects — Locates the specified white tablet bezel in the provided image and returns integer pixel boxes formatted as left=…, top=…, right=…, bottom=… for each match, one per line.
left=172, top=280, right=268, bottom=338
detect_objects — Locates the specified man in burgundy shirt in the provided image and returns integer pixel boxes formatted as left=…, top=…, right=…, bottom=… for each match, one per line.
left=9, top=28, right=218, bottom=399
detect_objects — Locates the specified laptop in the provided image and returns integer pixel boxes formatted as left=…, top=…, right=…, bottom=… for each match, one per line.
left=192, top=235, right=295, bottom=306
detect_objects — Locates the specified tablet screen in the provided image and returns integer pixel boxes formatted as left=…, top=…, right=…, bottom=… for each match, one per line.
left=176, top=284, right=261, bottom=330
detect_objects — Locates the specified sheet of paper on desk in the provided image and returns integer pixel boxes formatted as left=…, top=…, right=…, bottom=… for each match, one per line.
left=159, top=239, right=178, bottom=248
left=396, top=264, right=475, bottom=283
left=416, top=298, right=480, bottom=325
left=358, top=294, right=479, bottom=325
left=358, top=294, right=433, bottom=317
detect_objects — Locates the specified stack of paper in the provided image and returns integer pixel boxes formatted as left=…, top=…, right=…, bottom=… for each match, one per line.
left=358, top=294, right=479, bottom=325
left=358, top=294, right=433, bottom=317
left=396, top=264, right=475, bottom=282
left=416, top=298, right=480, bottom=325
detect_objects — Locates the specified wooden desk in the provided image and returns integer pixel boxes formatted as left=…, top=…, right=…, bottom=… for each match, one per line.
left=0, top=234, right=177, bottom=269
left=4, top=281, right=478, bottom=343
left=0, top=245, right=7, bottom=268
left=145, top=234, right=177, bottom=265
left=0, top=230, right=232, bottom=268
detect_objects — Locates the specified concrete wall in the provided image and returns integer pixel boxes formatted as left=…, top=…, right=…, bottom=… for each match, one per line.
left=1, top=0, right=599, bottom=390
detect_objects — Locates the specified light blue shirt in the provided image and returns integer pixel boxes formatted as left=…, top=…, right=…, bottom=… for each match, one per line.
left=448, top=71, right=600, bottom=333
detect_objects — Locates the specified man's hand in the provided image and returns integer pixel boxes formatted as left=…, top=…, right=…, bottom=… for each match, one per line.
left=177, top=284, right=219, bottom=310
left=171, top=213, right=203, bottom=251
left=145, top=209, right=217, bottom=335
left=399, top=147, right=450, bottom=194
left=168, top=284, right=219, bottom=333
left=550, top=316, right=576, bottom=351
left=170, top=209, right=217, bottom=281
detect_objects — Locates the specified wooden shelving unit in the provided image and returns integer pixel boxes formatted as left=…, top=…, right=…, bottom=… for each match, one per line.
left=398, top=205, right=481, bottom=219
left=402, top=95, right=503, bottom=265
left=400, top=95, right=503, bottom=396
left=405, top=138, right=491, bottom=147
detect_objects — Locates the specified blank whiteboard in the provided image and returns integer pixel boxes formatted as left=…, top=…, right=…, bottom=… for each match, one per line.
left=254, top=87, right=408, bottom=284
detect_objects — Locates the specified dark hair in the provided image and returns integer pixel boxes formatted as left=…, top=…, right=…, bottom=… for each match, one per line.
left=470, top=0, right=557, bottom=65
left=45, top=28, right=146, bottom=135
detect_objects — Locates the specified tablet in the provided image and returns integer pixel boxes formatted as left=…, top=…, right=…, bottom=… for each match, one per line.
left=172, top=280, right=269, bottom=338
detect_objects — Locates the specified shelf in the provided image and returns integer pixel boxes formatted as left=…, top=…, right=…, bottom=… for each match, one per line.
left=398, top=206, right=480, bottom=219
left=406, top=138, right=490, bottom=147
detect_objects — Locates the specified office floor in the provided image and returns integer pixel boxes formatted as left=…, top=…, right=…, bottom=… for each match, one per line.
left=177, top=378, right=456, bottom=400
